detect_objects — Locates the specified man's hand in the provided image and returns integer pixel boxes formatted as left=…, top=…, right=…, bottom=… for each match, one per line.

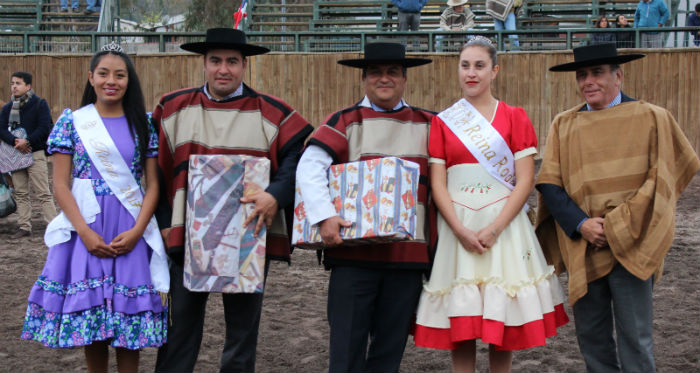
left=241, top=191, right=279, bottom=237
left=580, top=217, right=607, bottom=249
left=160, top=228, right=171, bottom=252
left=319, top=216, right=352, bottom=246
left=14, top=138, right=31, bottom=153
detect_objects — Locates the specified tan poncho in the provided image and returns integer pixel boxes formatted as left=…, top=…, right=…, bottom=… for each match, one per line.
left=535, top=100, right=699, bottom=306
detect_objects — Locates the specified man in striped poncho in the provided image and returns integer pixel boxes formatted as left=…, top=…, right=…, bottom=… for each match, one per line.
left=154, top=28, right=313, bottom=373
left=536, top=43, right=699, bottom=373
left=297, top=42, right=435, bottom=373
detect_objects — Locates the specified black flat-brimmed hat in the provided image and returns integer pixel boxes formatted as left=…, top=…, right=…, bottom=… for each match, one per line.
left=337, top=42, right=432, bottom=68
left=180, top=28, right=270, bottom=56
left=549, top=43, right=645, bottom=72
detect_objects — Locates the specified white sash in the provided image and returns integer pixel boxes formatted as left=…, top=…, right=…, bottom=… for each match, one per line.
left=45, top=178, right=101, bottom=247
left=438, top=99, right=516, bottom=190
left=72, top=104, right=169, bottom=293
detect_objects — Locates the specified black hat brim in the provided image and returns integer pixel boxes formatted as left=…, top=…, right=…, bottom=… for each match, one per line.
left=337, top=58, right=432, bottom=68
left=549, top=53, right=645, bottom=71
left=180, top=42, right=270, bottom=56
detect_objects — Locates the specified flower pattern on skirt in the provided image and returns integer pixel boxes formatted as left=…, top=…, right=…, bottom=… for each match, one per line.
left=22, top=301, right=167, bottom=350
left=34, top=275, right=158, bottom=297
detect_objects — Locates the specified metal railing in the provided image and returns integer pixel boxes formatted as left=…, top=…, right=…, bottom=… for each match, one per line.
left=0, top=27, right=698, bottom=54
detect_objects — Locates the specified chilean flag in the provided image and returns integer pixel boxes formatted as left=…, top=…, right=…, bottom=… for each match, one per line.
left=233, top=0, right=248, bottom=30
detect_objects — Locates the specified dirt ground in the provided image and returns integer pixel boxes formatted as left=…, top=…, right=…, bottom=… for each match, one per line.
left=1, top=173, right=698, bottom=373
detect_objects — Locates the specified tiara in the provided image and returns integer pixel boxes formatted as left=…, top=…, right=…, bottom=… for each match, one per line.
left=466, top=35, right=495, bottom=46
left=101, top=41, right=124, bottom=53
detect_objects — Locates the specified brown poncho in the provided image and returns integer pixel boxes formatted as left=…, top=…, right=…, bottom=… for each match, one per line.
left=535, top=100, right=699, bottom=306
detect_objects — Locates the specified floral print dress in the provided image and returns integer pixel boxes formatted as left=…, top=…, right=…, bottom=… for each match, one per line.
left=21, top=108, right=167, bottom=350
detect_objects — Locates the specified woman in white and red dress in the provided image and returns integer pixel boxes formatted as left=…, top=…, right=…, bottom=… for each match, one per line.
left=413, top=36, right=569, bottom=372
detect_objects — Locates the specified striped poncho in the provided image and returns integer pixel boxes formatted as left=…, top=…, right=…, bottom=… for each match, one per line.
left=155, top=84, right=313, bottom=263
left=535, top=100, right=699, bottom=305
left=309, top=101, right=436, bottom=269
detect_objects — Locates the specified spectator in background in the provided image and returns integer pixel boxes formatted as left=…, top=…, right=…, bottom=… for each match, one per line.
left=591, top=15, right=616, bottom=44
left=59, top=0, right=79, bottom=12
left=438, top=0, right=476, bottom=51
left=393, top=0, right=428, bottom=31
left=615, top=15, right=636, bottom=48
left=634, top=0, right=669, bottom=48
left=687, top=3, right=700, bottom=46
left=440, top=0, right=475, bottom=31
left=83, top=0, right=99, bottom=15
left=0, top=72, right=57, bottom=238
left=59, top=0, right=98, bottom=14
left=488, top=0, right=522, bottom=50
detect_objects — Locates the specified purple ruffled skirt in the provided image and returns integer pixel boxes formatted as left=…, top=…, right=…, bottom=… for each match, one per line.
left=21, top=195, right=167, bottom=349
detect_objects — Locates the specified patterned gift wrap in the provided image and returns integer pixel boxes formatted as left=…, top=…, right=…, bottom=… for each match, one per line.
left=184, top=155, right=269, bottom=293
left=292, top=157, right=419, bottom=249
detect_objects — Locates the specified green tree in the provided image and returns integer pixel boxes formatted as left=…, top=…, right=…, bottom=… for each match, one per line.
left=141, top=10, right=165, bottom=27
left=184, top=0, right=242, bottom=31
left=118, top=0, right=188, bottom=23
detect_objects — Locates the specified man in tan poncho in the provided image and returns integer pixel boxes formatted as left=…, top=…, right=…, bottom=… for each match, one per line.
left=536, top=43, right=699, bottom=373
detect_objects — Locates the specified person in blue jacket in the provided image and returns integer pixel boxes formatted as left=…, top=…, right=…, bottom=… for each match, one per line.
left=392, top=0, right=428, bottom=31
left=687, top=3, right=700, bottom=46
left=634, top=0, right=670, bottom=47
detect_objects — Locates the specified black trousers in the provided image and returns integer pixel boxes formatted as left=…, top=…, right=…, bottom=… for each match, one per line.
left=155, top=260, right=268, bottom=373
left=327, top=266, right=423, bottom=373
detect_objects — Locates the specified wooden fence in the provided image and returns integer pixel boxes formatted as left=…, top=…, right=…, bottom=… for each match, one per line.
left=1, top=49, right=698, bottom=154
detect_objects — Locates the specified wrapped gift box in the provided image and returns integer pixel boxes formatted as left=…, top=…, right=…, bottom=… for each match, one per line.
left=292, top=157, right=419, bottom=249
left=184, top=155, right=268, bottom=293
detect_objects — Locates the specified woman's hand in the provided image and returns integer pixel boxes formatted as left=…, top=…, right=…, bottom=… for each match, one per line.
left=110, top=228, right=143, bottom=256
left=476, top=225, right=500, bottom=249
left=472, top=156, right=534, bottom=250
left=455, top=226, right=486, bottom=254
left=80, top=228, right=117, bottom=258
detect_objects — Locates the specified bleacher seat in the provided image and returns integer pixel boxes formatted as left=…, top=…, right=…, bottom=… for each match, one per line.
left=40, top=1, right=99, bottom=31
left=245, top=0, right=680, bottom=51
left=249, top=2, right=313, bottom=32
left=0, top=0, right=39, bottom=31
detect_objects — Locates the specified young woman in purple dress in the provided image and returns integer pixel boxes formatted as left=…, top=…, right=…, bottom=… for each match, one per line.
left=21, top=44, right=167, bottom=372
